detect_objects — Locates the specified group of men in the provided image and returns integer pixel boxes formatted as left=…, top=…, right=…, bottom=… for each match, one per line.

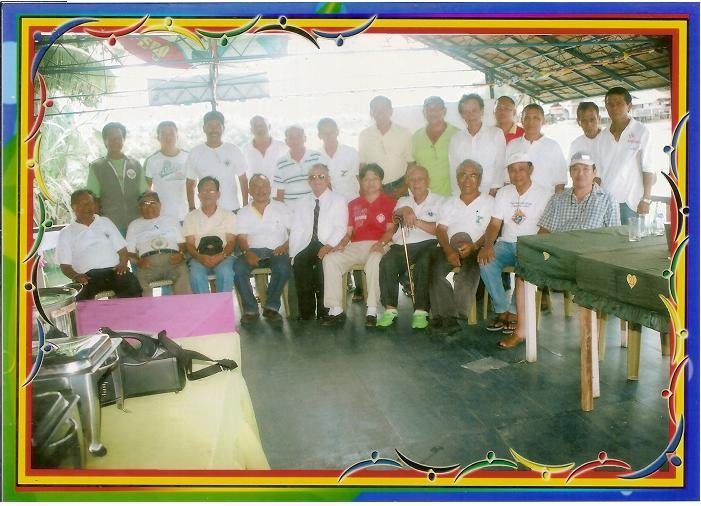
left=57, top=86, right=653, bottom=343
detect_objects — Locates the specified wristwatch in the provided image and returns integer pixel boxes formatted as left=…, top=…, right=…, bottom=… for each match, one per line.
left=241, top=249, right=249, bottom=256
left=641, top=198, right=653, bottom=205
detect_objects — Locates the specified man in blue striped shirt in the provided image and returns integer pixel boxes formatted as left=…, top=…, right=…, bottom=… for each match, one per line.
left=274, top=125, right=327, bottom=204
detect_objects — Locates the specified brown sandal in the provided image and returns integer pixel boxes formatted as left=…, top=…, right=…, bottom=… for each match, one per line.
left=486, top=317, right=506, bottom=332
left=498, top=334, right=525, bottom=349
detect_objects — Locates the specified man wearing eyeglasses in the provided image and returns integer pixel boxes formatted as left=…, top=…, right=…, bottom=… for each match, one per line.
left=288, top=164, right=348, bottom=320
left=125, top=191, right=191, bottom=296
left=182, top=177, right=237, bottom=294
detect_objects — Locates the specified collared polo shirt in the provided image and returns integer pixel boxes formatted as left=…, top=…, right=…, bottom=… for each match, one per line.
left=358, top=122, right=414, bottom=183
left=126, top=215, right=184, bottom=256
left=273, top=149, right=326, bottom=203
left=448, top=124, right=506, bottom=195
left=144, top=150, right=189, bottom=221
left=236, top=199, right=291, bottom=250
left=289, top=189, right=348, bottom=258
left=493, top=183, right=552, bottom=243
left=438, top=193, right=494, bottom=244
left=596, top=119, right=654, bottom=210
left=57, top=215, right=126, bottom=272
left=348, top=193, right=397, bottom=242
left=243, top=138, right=288, bottom=190
left=391, top=191, right=444, bottom=245
left=538, top=184, right=621, bottom=232
left=412, top=123, right=459, bottom=197
left=568, top=132, right=601, bottom=162
left=322, top=144, right=360, bottom=202
left=186, top=143, right=247, bottom=212
left=504, top=124, right=524, bottom=144
left=182, top=206, right=236, bottom=250
left=504, top=135, right=568, bottom=191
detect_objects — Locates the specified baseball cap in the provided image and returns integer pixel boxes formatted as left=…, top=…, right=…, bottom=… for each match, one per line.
left=570, top=151, right=596, bottom=167
left=506, top=151, right=531, bottom=166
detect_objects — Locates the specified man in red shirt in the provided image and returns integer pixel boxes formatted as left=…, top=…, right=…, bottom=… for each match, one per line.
left=321, top=164, right=396, bottom=326
left=494, top=96, right=524, bottom=144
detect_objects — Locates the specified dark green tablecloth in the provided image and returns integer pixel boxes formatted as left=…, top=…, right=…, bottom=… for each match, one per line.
left=516, top=226, right=666, bottom=292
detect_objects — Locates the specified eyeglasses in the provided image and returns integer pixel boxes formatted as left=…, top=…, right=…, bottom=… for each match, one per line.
left=308, top=174, right=327, bottom=180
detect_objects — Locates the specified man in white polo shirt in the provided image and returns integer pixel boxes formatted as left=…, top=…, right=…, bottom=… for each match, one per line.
left=242, top=115, right=288, bottom=190
left=144, top=121, right=189, bottom=222
left=58, top=189, right=142, bottom=300
left=234, top=174, right=292, bottom=323
left=478, top=152, right=551, bottom=348
left=569, top=102, right=602, bottom=168
left=186, top=110, right=248, bottom=213
left=448, top=93, right=506, bottom=197
left=274, top=125, right=326, bottom=204
left=126, top=191, right=191, bottom=296
left=504, top=104, right=567, bottom=193
left=318, top=117, right=359, bottom=202
left=358, top=95, right=414, bottom=199
left=597, top=86, right=656, bottom=224
left=429, top=160, right=494, bottom=335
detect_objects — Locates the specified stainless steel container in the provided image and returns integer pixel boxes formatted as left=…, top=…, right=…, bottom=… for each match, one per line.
left=32, top=283, right=82, bottom=340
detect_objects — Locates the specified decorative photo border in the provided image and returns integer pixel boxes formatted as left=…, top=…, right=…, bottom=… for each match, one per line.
left=2, top=1, right=698, bottom=501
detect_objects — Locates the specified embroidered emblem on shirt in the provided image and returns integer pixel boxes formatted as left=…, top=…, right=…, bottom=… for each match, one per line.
left=126, top=168, right=137, bottom=179
left=512, top=209, right=526, bottom=225
left=476, top=215, right=483, bottom=224
left=377, top=213, right=386, bottom=223
left=224, top=159, right=231, bottom=167
left=151, top=236, right=168, bottom=249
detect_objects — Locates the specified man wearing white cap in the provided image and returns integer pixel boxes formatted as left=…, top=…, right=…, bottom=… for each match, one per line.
left=477, top=151, right=551, bottom=347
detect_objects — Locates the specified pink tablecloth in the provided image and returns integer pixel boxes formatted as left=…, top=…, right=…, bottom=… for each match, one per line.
left=76, top=292, right=236, bottom=338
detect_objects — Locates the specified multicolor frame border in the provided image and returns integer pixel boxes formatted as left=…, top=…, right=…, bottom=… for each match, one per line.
left=2, top=2, right=698, bottom=501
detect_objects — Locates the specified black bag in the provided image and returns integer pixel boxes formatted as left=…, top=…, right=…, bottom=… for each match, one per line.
left=197, top=235, right=224, bottom=255
left=98, top=328, right=238, bottom=405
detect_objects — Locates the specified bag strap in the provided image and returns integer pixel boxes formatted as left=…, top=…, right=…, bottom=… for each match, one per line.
left=157, top=330, right=238, bottom=381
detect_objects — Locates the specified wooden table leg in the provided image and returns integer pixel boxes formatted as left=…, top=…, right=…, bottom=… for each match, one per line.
left=524, top=280, right=537, bottom=363
left=627, top=323, right=642, bottom=380
left=579, top=306, right=594, bottom=411
left=591, top=310, right=600, bottom=399
left=660, top=331, right=670, bottom=357
left=597, top=311, right=608, bottom=362
left=620, top=320, right=628, bottom=347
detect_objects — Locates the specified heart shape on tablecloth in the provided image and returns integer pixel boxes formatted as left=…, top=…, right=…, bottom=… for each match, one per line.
left=543, top=252, right=550, bottom=260
left=626, top=274, right=637, bottom=289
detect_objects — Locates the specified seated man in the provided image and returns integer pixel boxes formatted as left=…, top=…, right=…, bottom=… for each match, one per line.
left=321, top=164, right=396, bottom=326
left=125, top=191, right=191, bottom=296
left=477, top=152, right=551, bottom=348
left=234, top=174, right=292, bottom=323
left=182, top=176, right=236, bottom=294
left=288, top=163, right=348, bottom=320
left=57, top=189, right=141, bottom=300
left=429, top=160, right=494, bottom=334
left=377, top=165, right=444, bottom=329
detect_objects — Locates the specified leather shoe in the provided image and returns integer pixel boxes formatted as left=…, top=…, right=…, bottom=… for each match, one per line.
left=320, top=312, right=346, bottom=326
left=262, top=308, right=282, bottom=321
left=240, top=313, right=259, bottom=324
left=365, top=315, right=377, bottom=327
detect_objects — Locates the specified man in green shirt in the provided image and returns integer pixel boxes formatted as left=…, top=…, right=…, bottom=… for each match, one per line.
left=411, top=96, right=459, bottom=197
left=86, top=122, right=147, bottom=236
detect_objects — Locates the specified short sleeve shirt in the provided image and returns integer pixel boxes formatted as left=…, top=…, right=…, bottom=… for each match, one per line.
left=57, top=215, right=126, bottom=272
left=448, top=124, right=506, bottom=195
left=391, top=191, right=444, bottom=244
left=493, top=183, right=552, bottom=243
left=358, top=122, right=414, bottom=183
left=504, top=136, right=568, bottom=191
left=348, top=193, right=397, bottom=242
left=412, top=124, right=459, bottom=197
left=126, top=215, right=184, bottom=255
left=186, top=143, right=248, bottom=212
left=243, top=139, right=288, bottom=189
left=273, top=149, right=326, bottom=203
left=323, top=144, right=360, bottom=202
left=438, top=193, right=495, bottom=243
left=144, top=150, right=189, bottom=221
left=181, top=206, right=237, bottom=249
left=236, top=200, right=291, bottom=250
left=538, top=184, right=621, bottom=232
left=568, top=132, right=601, bottom=162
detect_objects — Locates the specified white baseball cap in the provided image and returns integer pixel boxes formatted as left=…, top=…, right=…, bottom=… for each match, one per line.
left=506, top=151, right=531, bottom=166
left=570, top=151, right=596, bottom=167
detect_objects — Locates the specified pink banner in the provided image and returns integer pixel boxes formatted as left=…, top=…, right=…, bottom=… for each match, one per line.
left=76, top=293, right=236, bottom=338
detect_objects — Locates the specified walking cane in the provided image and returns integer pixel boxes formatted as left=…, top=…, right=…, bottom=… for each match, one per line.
left=399, top=218, right=416, bottom=306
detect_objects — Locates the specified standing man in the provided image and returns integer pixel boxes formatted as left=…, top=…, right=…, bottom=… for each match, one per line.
left=377, top=165, right=443, bottom=329
left=274, top=125, right=326, bottom=204
left=125, top=191, right=191, bottom=296
left=182, top=177, right=237, bottom=294
left=494, top=96, right=524, bottom=144
left=242, top=115, right=288, bottom=189
left=144, top=121, right=189, bottom=222
left=448, top=93, right=506, bottom=197
left=57, top=189, right=142, bottom=300
left=321, top=164, right=396, bottom=326
left=86, top=122, right=147, bottom=236
left=186, top=111, right=248, bottom=213
left=317, top=117, right=360, bottom=202
left=358, top=96, right=413, bottom=199
left=504, top=104, right=568, bottom=193
left=597, top=87, right=656, bottom=224
left=289, top=164, right=348, bottom=320
left=412, top=96, right=459, bottom=197
left=569, top=102, right=602, bottom=162
left=429, top=160, right=494, bottom=335
left=234, top=174, right=292, bottom=323
left=477, top=153, right=551, bottom=348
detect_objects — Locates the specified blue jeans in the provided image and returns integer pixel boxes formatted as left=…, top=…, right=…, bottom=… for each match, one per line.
left=189, top=256, right=235, bottom=294
left=233, top=248, right=290, bottom=314
left=619, top=203, right=638, bottom=225
left=479, top=241, right=517, bottom=314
